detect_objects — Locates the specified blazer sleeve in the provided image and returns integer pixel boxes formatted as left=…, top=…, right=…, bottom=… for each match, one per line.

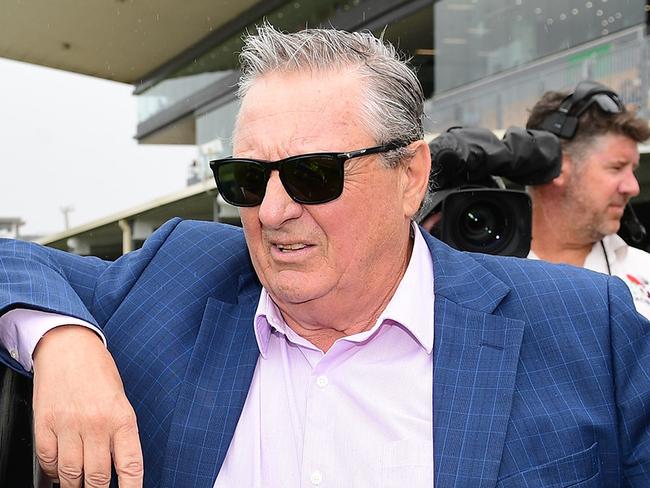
left=608, top=275, right=650, bottom=485
left=0, top=218, right=182, bottom=370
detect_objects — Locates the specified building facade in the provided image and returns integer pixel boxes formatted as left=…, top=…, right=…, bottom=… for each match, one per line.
left=25, top=0, right=650, bottom=256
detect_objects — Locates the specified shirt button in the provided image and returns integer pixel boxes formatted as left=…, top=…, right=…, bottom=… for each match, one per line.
left=310, top=470, right=323, bottom=485
left=316, top=375, right=328, bottom=388
left=9, top=349, right=18, bottom=360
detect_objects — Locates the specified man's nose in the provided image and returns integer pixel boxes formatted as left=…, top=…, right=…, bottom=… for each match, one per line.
left=620, top=169, right=640, bottom=198
left=257, top=171, right=302, bottom=228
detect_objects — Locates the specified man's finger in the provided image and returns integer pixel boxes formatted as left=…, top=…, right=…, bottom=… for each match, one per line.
left=111, top=412, right=144, bottom=487
left=82, top=430, right=112, bottom=488
left=56, top=431, right=84, bottom=488
left=33, top=420, right=59, bottom=479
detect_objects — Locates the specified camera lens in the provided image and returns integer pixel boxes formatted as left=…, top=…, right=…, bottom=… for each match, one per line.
left=443, top=189, right=531, bottom=255
left=459, top=202, right=507, bottom=247
left=439, top=188, right=532, bottom=257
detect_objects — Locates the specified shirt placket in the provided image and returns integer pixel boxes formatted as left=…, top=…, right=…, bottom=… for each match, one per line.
left=299, top=344, right=345, bottom=488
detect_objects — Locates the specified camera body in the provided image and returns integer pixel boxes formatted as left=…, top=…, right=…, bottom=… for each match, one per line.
left=420, top=127, right=562, bottom=257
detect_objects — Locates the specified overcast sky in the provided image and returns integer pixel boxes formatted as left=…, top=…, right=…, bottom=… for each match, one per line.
left=0, top=58, right=197, bottom=236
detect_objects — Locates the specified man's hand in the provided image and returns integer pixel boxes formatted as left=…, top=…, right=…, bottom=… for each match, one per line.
left=32, top=326, right=143, bottom=487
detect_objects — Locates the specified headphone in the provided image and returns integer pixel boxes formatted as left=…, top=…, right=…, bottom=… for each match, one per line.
left=541, top=80, right=625, bottom=140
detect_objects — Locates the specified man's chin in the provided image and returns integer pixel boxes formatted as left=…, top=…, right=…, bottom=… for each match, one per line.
left=599, top=220, right=621, bottom=238
left=267, top=276, right=327, bottom=306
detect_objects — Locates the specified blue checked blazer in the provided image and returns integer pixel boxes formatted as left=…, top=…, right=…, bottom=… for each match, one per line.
left=1, top=218, right=649, bottom=487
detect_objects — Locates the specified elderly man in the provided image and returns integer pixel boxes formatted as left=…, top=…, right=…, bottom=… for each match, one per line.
left=526, top=81, right=650, bottom=318
left=1, top=25, right=649, bottom=488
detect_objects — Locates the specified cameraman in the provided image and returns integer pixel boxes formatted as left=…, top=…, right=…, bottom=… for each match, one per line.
left=526, top=81, right=650, bottom=318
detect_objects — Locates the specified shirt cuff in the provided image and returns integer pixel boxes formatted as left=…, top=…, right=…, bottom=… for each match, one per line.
left=0, top=308, right=106, bottom=372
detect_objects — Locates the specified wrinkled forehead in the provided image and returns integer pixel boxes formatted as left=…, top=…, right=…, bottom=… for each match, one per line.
left=232, top=69, right=374, bottom=157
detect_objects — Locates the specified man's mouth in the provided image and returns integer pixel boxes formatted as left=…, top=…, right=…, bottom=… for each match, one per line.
left=275, top=243, right=308, bottom=252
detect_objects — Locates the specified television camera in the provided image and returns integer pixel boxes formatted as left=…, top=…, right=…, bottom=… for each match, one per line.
left=418, top=127, right=562, bottom=257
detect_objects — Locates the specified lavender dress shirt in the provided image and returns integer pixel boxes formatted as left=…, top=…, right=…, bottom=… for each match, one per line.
left=215, top=226, right=434, bottom=487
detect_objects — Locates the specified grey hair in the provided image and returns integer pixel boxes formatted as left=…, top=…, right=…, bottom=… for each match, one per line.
left=237, top=22, right=425, bottom=170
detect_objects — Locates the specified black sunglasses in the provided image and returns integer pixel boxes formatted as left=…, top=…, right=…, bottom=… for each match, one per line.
left=209, top=142, right=406, bottom=207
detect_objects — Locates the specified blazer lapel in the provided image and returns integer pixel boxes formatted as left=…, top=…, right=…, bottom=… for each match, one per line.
left=425, top=234, right=525, bottom=488
left=160, top=283, right=260, bottom=488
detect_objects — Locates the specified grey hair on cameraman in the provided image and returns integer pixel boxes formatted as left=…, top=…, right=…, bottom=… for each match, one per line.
left=237, top=22, right=424, bottom=169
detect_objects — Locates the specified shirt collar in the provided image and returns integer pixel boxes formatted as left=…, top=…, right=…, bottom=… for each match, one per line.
left=600, top=233, right=628, bottom=259
left=253, top=223, right=435, bottom=357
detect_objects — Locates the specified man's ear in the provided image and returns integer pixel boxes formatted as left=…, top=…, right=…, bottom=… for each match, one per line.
left=401, top=140, right=431, bottom=218
left=552, top=153, right=573, bottom=188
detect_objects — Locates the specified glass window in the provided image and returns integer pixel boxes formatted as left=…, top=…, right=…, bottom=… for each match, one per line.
left=137, top=0, right=370, bottom=123
left=434, top=0, right=644, bottom=93
left=381, top=1, right=646, bottom=134
left=194, top=98, right=241, bottom=182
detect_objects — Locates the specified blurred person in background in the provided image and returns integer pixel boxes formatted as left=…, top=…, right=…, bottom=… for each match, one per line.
left=526, top=80, right=650, bottom=318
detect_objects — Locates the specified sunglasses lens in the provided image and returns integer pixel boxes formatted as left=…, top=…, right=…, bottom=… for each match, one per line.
left=593, top=93, right=624, bottom=114
left=213, top=155, right=345, bottom=206
left=282, top=156, right=344, bottom=204
left=216, top=160, right=267, bottom=206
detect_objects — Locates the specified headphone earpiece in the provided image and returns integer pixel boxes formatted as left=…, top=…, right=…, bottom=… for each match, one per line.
left=541, top=111, right=578, bottom=139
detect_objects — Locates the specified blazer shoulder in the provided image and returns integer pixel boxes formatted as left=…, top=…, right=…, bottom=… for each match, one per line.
left=474, top=252, right=628, bottom=330
left=172, top=218, right=245, bottom=239
left=163, top=219, right=248, bottom=256
left=146, top=219, right=258, bottom=301
left=473, top=251, right=610, bottom=293
left=424, top=231, right=610, bottom=313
